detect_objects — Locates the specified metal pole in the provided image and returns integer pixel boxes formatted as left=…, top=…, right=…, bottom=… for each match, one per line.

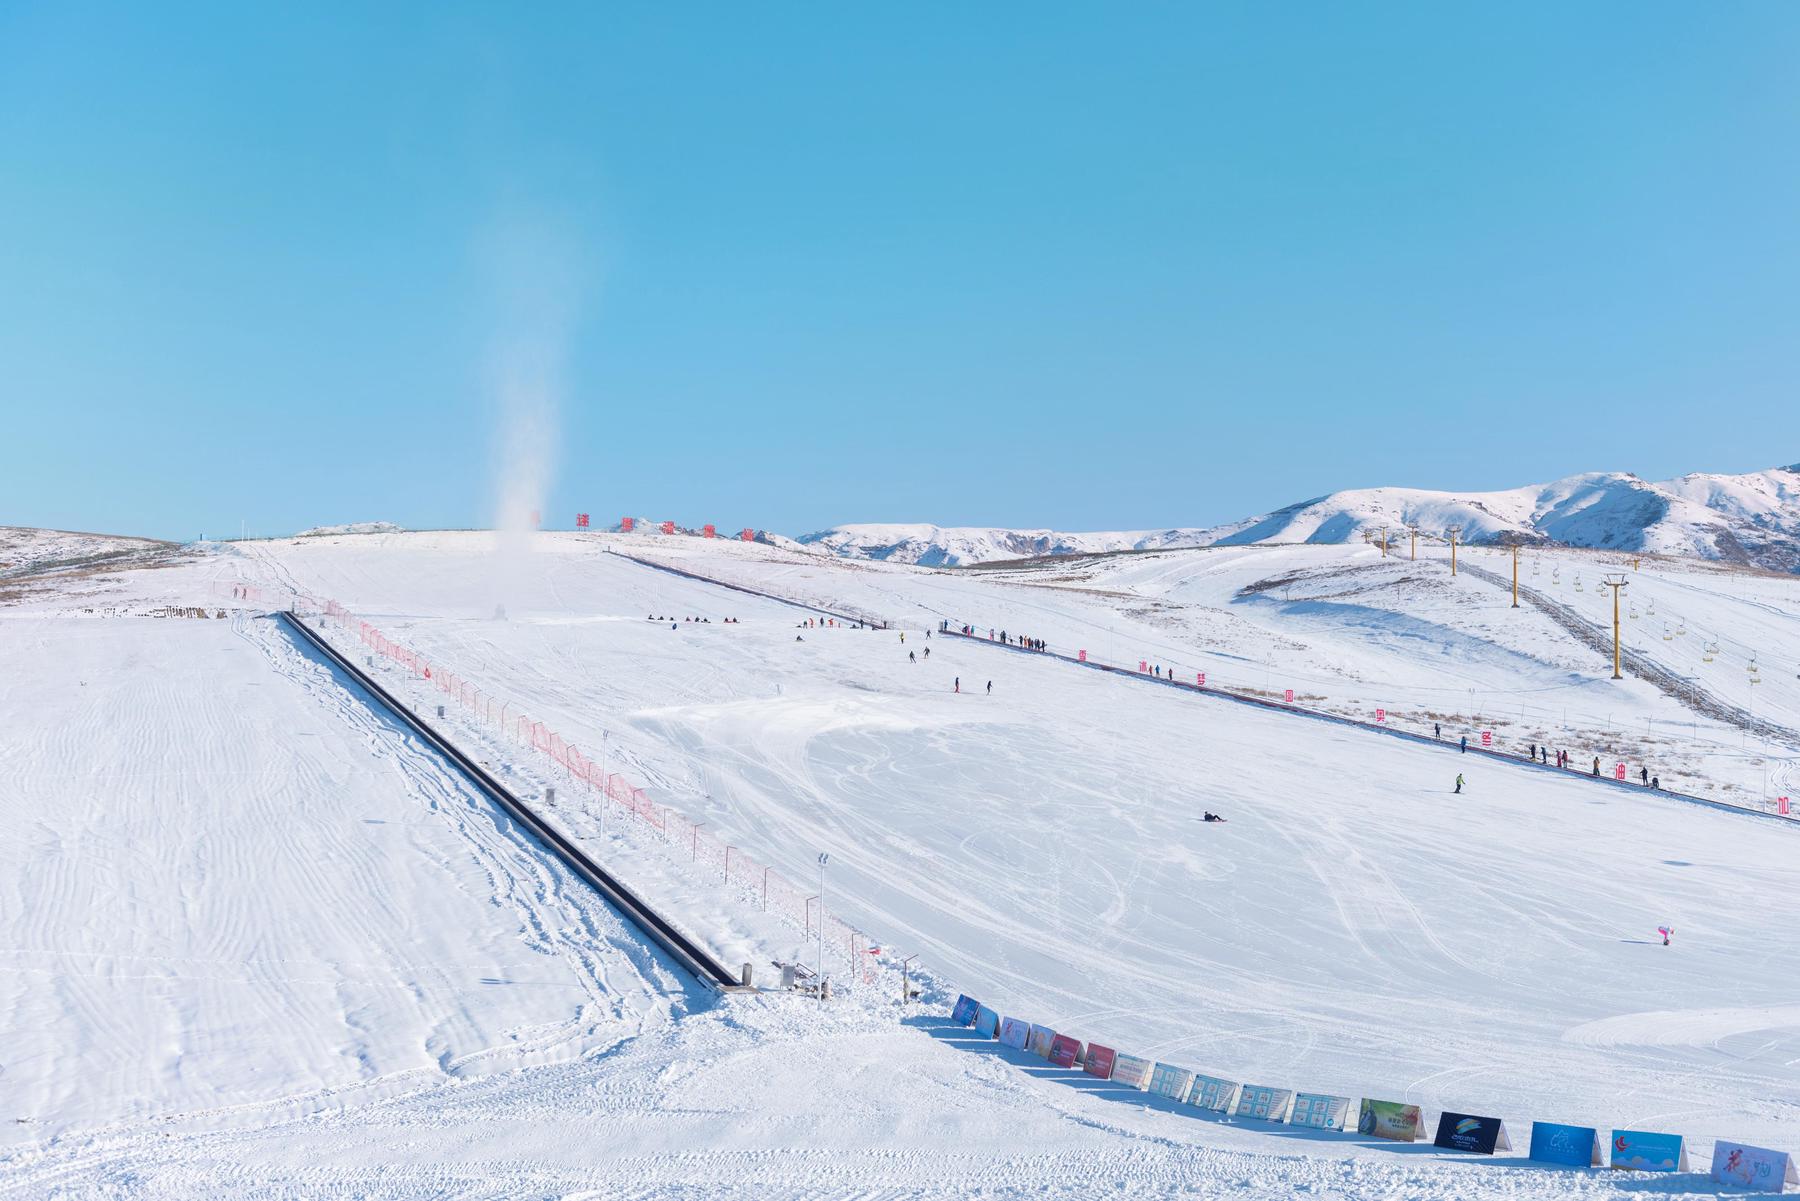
left=1511, top=544, right=1519, bottom=608
left=599, top=731, right=609, bottom=841
left=816, top=852, right=830, bottom=1002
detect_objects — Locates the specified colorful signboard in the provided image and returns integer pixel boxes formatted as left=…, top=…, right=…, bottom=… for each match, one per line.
left=1433, top=1112, right=1512, bottom=1155
left=1049, top=1034, right=1082, bottom=1069
left=998, top=1016, right=1031, bottom=1050
left=575, top=513, right=589, bottom=529
left=1528, top=1122, right=1602, bottom=1167
left=1289, top=1093, right=1350, bottom=1131
left=1711, top=1140, right=1799, bottom=1190
left=1186, top=1075, right=1237, bottom=1112
left=660, top=520, right=675, bottom=535
left=950, top=995, right=979, bottom=1026
left=1358, top=1099, right=1423, bottom=1143
left=1284, top=688, right=1294, bottom=703
left=1197, top=672, right=1206, bottom=687
left=1480, top=729, right=1493, bottom=747
left=974, top=1006, right=1000, bottom=1039
left=1028, top=1025, right=1056, bottom=1059
left=1375, top=708, right=1385, bottom=723
left=1083, top=1043, right=1117, bottom=1080
left=621, top=516, right=635, bottom=532
left=1078, top=649, right=1087, bottom=662
left=1611, top=1129, right=1689, bottom=1172
left=1234, top=1085, right=1292, bottom=1122
left=1615, top=762, right=1627, bottom=780
left=1149, top=1063, right=1194, bottom=1101
left=1780, top=796, right=1791, bottom=816
left=1111, top=1054, right=1152, bottom=1090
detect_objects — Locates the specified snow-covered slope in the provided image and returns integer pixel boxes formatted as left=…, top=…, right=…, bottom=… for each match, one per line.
left=801, top=464, right=1800, bottom=570
left=797, top=522, right=1211, bottom=566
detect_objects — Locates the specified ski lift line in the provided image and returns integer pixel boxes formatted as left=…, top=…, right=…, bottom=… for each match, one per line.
left=942, top=629, right=1798, bottom=825
left=276, top=610, right=748, bottom=994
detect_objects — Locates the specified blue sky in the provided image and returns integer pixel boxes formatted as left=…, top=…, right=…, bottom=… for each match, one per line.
left=4, top=3, right=1798, bottom=540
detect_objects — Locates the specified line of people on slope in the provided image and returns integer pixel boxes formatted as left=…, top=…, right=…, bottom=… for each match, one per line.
left=648, top=615, right=741, bottom=623
left=1432, top=723, right=1663, bottom=791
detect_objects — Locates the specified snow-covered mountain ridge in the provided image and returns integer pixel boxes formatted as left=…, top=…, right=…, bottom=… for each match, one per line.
left=802, top=463, right=1800, bottom=570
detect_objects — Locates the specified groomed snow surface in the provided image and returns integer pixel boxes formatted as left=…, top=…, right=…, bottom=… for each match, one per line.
left=3, top=530, right=1798, bottom=1199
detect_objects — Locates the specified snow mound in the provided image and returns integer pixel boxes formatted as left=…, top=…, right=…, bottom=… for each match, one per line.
left=296, top=521, right=405, bottom=537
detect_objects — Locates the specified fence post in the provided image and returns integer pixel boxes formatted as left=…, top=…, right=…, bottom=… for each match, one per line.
left=762, top=866, right=769, bottom=910
left=692, top=822, right=700, bottom=862
left=724, top=845, right=732, bottom=883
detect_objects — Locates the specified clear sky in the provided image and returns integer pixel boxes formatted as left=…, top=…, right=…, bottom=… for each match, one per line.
left=4, top=3, right=1798, bottom=541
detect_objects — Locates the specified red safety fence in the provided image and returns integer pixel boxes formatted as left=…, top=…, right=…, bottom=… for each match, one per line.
left=300, top=595, right=889, bottom=987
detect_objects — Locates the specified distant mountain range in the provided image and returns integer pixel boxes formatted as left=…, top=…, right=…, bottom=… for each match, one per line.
left=798, top=464, right=1800, bottom=571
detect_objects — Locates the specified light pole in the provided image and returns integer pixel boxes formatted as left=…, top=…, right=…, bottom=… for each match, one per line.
left=816, top=852, right=830, bottom=1002
left=1379, top=527, right=1389, bottom=558
left=1447, top=526, right=1461, bottom=577
left=1510, top=541, right=1520, bottom=608
left=1408, top=525, right=1418, bottom=560
left=1603, top=573, right=1628, bottom=680
left=600, top=730, right=610, bottom=840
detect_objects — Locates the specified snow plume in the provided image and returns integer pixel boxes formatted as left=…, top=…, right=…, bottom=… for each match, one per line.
left=482, top=210, right=588, bottom=615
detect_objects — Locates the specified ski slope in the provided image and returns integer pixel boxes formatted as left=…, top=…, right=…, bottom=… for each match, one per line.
left=7, top=528, right=1799, bottom=1197
left=247, top=532, right=1800, bottom=1150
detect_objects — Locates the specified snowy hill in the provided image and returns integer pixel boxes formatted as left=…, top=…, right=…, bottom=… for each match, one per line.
left=796, top=522, right=1211, bottom=566
left=802, top=464, right=1800, bottom=570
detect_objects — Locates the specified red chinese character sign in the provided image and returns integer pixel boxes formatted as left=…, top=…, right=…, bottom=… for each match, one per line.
left=621, top=516, right=635, bottom=532
left=1615, top=763, right=1627, bottom=780
left=575, top=513, right=589, bottom=529
left=1480, top=730, right=1493, bottom=747
left=1779, top=796, right=1790, bottom=816
left=1078, top=649, right=1087, bottom=662
left=660, top=520, right=675, bottom=535
left=1284, top=688, right=1294, bottom=704
left=740, top=528, right=755, bottom=541
left=1197, top=672, right=1205, bottom=687
left=703, top=524, right=716, bottom=538
left=1375, top=708, right=1386, bottom=723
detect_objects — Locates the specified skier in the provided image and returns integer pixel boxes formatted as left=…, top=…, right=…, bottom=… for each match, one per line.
left=1641, top=766, right=1650, bottom=787
left=986, top=680, right=992, bottom=695
left=923, top=647, right=930, bottom=659
left=1592, top=756, right=1601, bottom=776
left=1657, top=925, right=1673, bottom=946
left=796, top=634, right=804, bottom=642
left=954, top=677, right=960, bottom=694
left=900, top=632, right=905, bottom=644
left=1202, top=811, right=1226, bottom=823
left=909, top=651, right=916, bottom=664
left=1529, top=743, right=1537, bottom=762
left=1454, top=773, right=1464, bottom=795
left=1434, top=722, right=1442, bottom=740
left=1459, top=735, right=1468, bottom=754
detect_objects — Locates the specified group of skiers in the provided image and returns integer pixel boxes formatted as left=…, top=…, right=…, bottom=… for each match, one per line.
left=649, top=614, right=739, bottom=623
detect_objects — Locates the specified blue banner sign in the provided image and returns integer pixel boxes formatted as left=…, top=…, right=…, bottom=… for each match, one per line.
left=950, top=995, right=979, bottom=1026
left=1611, top=1129, right=1689, bottom=1173
left=1528, top=1122, right=1602, bottom=1167
left=974, top=1006, right=1000, bottom=1039
left=1289, top=1093, right=1350, bottom=1131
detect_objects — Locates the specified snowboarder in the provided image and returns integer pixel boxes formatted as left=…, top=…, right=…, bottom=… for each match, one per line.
left=796, top=634, right=804, bottom=642
left=1651, top=775, right=1660, bottom=790
left=1658, top=925, right=1673, bottom=946
left=1202, top=811, right=1226, bottom=822
left=1454, top=773, right=1464, bottom=794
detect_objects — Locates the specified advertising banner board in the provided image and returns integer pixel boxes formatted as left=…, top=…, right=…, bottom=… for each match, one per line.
left=1234, top=1085, right=1292, bottom=1123
left=1083, top=1044, right=1116, bottom=1080
left=998, top=1017, right=1031, bottom=1050
left=1149, top=1063, right=1193, bottom=1101
left=1049, top=1035, right=1082, bottom=1069
left=974, top=1007, right=1000, bottom=1039
left=1358, top=1099, right=1422, bottom=1143
left=950, top=995, right=979, bottom=1026
left=1186, top=1075, right=1237, bottom=1112
left=1111, top=1054, right=1152, bottom=1090
left=1611, top=1130, right=1689, bottom=1172
left=1433, top=1112, right=1512, bottom=1155
left=1028, top=1025, right=1056, bottom=1059
left=1289, top=1093, right=1351, bottom=1131
left=1711, top=1140, right=1798, bottom=1190
left=1529, top=1122, right=1603, bottom=1168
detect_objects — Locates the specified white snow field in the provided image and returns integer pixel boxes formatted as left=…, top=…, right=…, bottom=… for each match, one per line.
left=3, top=528, right=1798, bottom=1198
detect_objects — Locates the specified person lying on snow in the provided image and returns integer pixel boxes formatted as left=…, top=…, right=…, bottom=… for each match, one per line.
left=1203, top=811, right=1226, bottom=822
